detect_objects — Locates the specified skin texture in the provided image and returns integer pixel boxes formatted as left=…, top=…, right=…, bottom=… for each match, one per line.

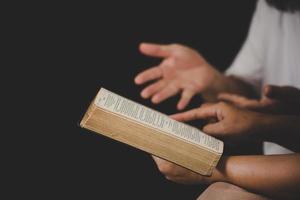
left=152, top=154, right=300, bottom=199
left=218, top=85, right=300, bottom=115
left=171, top=102, right=264, bottom=141
left=152, top=103, right=300, bottom=199
left=135, top=43, right=256, bottom=109
left=135, top=42, right=300, bottom=199
left=172, top=102, right=300, bottom=151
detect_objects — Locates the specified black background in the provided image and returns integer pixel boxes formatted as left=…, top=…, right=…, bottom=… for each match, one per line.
left=8, top=1, right=256, bottom=199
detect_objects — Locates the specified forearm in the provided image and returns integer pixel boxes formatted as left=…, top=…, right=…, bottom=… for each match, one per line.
left=202, top=73, right=258, bottom=102
left=208, top=154, right=300, bottom=199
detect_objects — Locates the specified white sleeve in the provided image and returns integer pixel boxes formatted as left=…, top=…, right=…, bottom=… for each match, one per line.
left=225, top=0, right=267, bottom=93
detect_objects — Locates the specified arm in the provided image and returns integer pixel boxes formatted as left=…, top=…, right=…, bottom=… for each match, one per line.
left=218, top=85, right=300, bottom=115
left=135, top=43, right=257, bottom=109
left=202, top=74, right=257, bottom=102
left=152, top=154, right=300, bottom=199
left=209, top=154, right=300, bottom=199
left=153, top=103, right=300, bottom=198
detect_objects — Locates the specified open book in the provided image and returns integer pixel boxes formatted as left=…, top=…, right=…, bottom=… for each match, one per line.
left=80, top=88, right=223, bottom=176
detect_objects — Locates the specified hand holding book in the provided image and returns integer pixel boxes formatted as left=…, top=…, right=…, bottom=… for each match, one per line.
left=80, top=88, right=223, bottom=176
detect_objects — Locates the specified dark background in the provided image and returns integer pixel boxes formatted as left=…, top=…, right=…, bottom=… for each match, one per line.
left=8, top=1, right=256, bottom=199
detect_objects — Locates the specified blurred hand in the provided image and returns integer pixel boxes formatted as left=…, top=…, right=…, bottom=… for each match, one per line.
left=135, top=43, right=220, bottom=110
left=218, top=85, right=300, bottom=115
left=171, top=102, right=263, bottom=141
left=152, top=156, right=207, bottom=184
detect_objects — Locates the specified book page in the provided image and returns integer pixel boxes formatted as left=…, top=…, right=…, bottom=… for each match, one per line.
left=94, top=88, right=223, bottom=154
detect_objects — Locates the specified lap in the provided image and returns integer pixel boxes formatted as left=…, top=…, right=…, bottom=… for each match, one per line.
left=197, top=182, right=272, bottom=200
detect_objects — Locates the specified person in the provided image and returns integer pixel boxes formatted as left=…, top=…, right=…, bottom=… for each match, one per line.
left=134, top=0, right=300, bottom=155
left=134, top=0, right=300, bottom=199
left=218, top=85, right=300, bottom=115
left=152, top=100, right=300, bottom=199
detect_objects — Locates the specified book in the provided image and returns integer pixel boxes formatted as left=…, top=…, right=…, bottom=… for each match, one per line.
left=80, top=88, right=224, bottom=176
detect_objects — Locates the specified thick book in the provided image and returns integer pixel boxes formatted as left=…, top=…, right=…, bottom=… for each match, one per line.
left=80, top=88, right=223, bottom=176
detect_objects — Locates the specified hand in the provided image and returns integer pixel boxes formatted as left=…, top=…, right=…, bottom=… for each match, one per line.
left=218, top=85, right=300, bottom=115
left=171, top=102, right=265, bottom=141
left=152, top=156, right=208, bottom=184
left=135, top=43, right=221, bottom=110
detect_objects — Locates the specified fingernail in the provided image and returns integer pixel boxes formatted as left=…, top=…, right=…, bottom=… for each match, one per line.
left=152, top=96, right=159, bottom=103
left=177, top=104, right=183, bottom=110
left=141, top=90, right=148, bottom=98
left=135, top=77, right=142, bottom=84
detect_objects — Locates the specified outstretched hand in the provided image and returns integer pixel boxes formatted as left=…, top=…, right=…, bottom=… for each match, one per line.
left=218, top=85, right=300, bottom=115
left=135, top=43, right=220, bottom=110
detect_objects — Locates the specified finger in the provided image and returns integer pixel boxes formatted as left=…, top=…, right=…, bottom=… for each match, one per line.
left=170, top=108, right=201, bottom=122
left=262, top=85, right=273, bottom=97
left=218, top=93, right=247, bottom=106
left=264, top=85, right=300, bottom=101
left=177, top=89, right=196, bottom=110
left=171, top=105, right=217, bottom=122
left=134, top=66, right=162, bottom=85
left=152, top=155, right=163, bottom=163
left=263, top=85, right=286, bottom=99
left=218, top=93, right=260, bottom=108
left=202, top=123, right=224, bottom=136
left=151, top=83, right=180, bottom=104
left=141, top=80, right=166, bottom=98
left=151, top=156, right=173, bottom=173
left=199, top=102, right=214, bottom=109
left=139, top=43, right=173, bottom=58
left=152, top=155, right=167, bottom=167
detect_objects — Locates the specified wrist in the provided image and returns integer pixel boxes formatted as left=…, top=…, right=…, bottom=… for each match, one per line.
left=202, top=68, right=224, bottom=102
left=204, top=156, right=229, bottom=184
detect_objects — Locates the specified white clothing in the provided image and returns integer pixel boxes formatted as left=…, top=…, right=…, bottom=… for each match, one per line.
left=226, top=0, right=300, bottom=154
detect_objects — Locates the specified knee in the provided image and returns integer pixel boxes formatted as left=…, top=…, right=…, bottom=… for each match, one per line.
left=197, top=182, right=270, bottom=200
left=206, top=182, right=236, bottom=192
left=197, top=182, right=230, bottom=200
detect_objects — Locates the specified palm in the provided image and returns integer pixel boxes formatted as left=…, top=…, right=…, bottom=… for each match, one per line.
left=135, top=43, right=217, bottom=110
